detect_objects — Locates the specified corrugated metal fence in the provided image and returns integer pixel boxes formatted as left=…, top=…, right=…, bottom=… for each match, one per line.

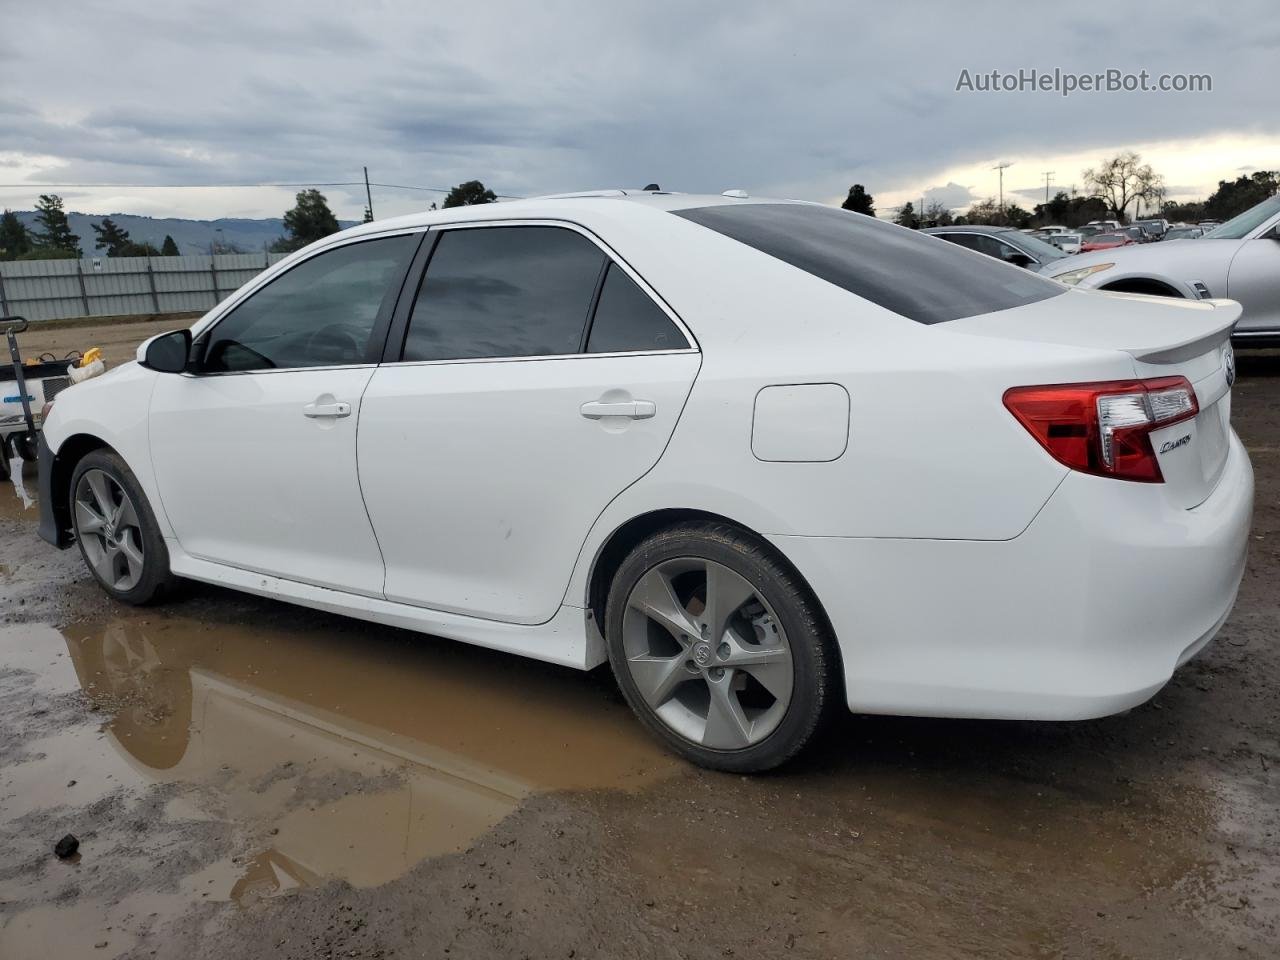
left=0, top=253, right=289, bottom=322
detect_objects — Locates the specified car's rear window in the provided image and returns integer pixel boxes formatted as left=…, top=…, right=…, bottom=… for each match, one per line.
left=674, top=202, right=1065, bottom=324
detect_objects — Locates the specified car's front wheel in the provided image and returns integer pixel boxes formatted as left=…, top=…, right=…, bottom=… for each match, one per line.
left=604, top=522, right=837, bottom=772
left=70, top=449, right=176, bottom=605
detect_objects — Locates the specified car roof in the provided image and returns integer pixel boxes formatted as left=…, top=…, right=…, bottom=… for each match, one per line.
left=335, top=190, right=784, bottom=238
left=921, top=225, right=1014, bottom=235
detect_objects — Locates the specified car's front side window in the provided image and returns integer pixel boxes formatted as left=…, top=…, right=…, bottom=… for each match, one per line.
left=202, top=234, right=417, bottom=373
left=402, top=226, right=606, bottom=362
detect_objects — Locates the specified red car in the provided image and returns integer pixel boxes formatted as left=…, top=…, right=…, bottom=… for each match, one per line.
left=1079, top=232, right=1134, bottom=253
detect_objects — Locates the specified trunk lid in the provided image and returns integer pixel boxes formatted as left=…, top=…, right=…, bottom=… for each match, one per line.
left=951, top=288, right=1239, bottom=508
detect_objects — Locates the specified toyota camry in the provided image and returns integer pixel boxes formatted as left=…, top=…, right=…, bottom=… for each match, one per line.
left=36, top=191, right=1254, bottom=771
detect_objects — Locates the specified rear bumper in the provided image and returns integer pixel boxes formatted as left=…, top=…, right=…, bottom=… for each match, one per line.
left=770, top=432, right=1254, bottom=720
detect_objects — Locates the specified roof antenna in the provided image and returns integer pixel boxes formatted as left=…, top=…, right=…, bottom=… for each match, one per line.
left=642, top=183, right=660, bottom=191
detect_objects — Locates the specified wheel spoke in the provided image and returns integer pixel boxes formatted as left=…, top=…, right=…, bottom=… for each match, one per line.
left=118, top=533, right=145, bottom=580
left=721, top=631, right=792, bottom=699
left=74, top=500, right=107, bottom=535
left=86, top=471, right=116, bottom=518
left=114, top=495, right=139, bottom=531
left=703, top=562, right=757, bottom=645
left=93, top=545, right=120, bottom=586
left=702, top=676, right=752, bottom=749
left=629, top=568, right=700, bottom=642
left=628, top=653, right=690, bottom=708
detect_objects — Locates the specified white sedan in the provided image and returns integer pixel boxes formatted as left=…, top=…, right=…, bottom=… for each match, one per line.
left=1046, top=195, right=1280, bottom=343
left=36, top=191, right=1253, bottom=771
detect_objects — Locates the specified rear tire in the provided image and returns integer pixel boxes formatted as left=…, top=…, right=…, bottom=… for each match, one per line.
left=69, top=449, right=177, bottom=605
left=604, top=521, right=837, bottom=772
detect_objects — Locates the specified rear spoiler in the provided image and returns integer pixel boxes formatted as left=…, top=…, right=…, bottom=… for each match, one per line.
left=1131, top=299, right=1240, bottom=364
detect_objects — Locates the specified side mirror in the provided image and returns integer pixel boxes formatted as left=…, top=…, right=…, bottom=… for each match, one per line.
left=140, top=329, right=193, bottom=373
left=1007, top=252, right=1035, bottom=268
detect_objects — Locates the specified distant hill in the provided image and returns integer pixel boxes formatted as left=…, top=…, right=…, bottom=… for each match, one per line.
left=11, top=210, right=358, bottom=256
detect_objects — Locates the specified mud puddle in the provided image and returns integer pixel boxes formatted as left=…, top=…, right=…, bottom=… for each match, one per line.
left=0, top=612, right=678, bottom=956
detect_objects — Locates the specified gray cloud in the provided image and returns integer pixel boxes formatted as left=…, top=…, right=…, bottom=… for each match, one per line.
left=0, top=0, right=1275, bottom=219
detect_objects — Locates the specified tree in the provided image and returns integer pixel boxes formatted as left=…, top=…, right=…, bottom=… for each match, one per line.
left=275, top=188, right=341, bottom=252
left=1202, top=171, right=1278, bottom=221
left=91, top=217, right=132, bottom=255
left=1033, top=191, right=1110, bottom=228
left=0, top=209, right=31, bottom=261
left=965, top=197, right=1003, bottom=225
left=1082, top=152, right=1164, bottom=222
left=33, top=194, right=80, bottom=256
left=894, top=202, right=918, bottom=229
left=442, top=180, right=497, bottom=208
left=922, top=200, right=953, bottom=227
left=1004, top=204, right=1032, bottom=229
left=841, top=184, right=875, bottom=216
left=160, top=234, right=180, bottom=256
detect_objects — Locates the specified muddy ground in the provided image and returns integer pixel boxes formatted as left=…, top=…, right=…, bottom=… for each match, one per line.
left=0, top=324, right=1277, bottom=958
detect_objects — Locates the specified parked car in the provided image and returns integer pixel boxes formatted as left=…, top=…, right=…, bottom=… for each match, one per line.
left=1048, top=232, right=1083, bottom=255
left=1047, top=194, right=1280, bottom=344
left=1199, top=220, right=1223, bottom=230
left=1163, top=225, right=1205, bottom=241
left=1121, top=226, right=1151, bottom=244
left=921, top=224, right=1068, bottom=270
left=1085, top=219, right=1123, bottom=232
left=37, top=193, right=1253, bottom=771
left=1080, top=232, right=1135, bottom=253
left=1134, top=218, right=1169, bottom=239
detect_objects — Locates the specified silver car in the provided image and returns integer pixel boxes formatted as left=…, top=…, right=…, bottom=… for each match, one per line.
left=1046, top=195, right=1280, bottom=343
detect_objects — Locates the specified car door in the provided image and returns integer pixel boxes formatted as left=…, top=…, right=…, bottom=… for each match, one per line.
left=358, top=222, right=701, bottom=624
left=148, top=232, right=421, bottom=596
left=1225, top=218, right=1280, bottom=336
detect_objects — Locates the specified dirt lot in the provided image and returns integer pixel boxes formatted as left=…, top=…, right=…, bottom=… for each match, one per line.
left=0, top=323, right=1277, bottom=958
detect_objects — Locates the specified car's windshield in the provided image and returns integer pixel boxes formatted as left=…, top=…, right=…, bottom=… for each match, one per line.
left=1001, top=230, right=1066, bottom=261
left=1166, top=227, right=1199, bottom=239
left=1202, top=195, right=1280, bottom=239
left=674, top=202, right=1064, bottom=325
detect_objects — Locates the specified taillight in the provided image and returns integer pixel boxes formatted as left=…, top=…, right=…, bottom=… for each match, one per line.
left=1003, top=376, right=1198, bottom=483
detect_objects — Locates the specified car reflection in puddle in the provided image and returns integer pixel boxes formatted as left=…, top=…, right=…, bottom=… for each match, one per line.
left=5, top=612, right=676, bottom=913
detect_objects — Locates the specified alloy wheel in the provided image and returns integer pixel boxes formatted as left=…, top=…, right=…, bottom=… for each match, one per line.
left=621, top=557, right=794, bottom=750
left=74, top=469, right=145, bottom=592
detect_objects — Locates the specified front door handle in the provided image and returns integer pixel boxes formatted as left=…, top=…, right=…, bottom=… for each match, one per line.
left=303, top=400, right=352, bottom=419
left=580, top=399, right=657, bottom=420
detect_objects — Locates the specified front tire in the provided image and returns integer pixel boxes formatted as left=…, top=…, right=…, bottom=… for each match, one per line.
left=69, top=449, right=176, bottom=605
left=604, top=522, right=837, bottom=772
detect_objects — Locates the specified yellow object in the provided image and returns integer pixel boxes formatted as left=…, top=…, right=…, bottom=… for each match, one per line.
left=79, top=347, right=103, bottom=368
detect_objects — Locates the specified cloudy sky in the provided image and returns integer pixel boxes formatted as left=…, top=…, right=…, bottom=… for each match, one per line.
left=1, top=0, right=1276, bottom=222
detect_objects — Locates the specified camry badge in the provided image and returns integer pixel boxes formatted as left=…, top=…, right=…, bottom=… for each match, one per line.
left=1223, top=344, right=1236, bottom=388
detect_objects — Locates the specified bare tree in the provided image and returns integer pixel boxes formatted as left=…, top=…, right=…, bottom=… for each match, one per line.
left=923, top=200, right=953, bottom=226
left=1082, top=152, right=1164, bottom=222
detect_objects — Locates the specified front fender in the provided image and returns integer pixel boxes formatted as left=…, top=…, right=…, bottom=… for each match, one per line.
left=41, top=362, right=171, bottom=541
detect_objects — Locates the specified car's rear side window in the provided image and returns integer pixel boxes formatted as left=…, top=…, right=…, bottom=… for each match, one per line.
left=674, top=203, right=1064, bottom=324
left=586, top=263, right=688, bottom=353
left=403, top=226, right=605, bottom=361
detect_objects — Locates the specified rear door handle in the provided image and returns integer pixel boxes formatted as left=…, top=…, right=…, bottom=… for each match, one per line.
left=580, top=399, right=657, bottom=420
left=303, top=400, right=351, bottom=419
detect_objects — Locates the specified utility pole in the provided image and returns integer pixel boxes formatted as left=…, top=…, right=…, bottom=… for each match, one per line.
left=363, top=166, right=375, bottom=222
left=993, top=161, right=1013, bottom=221
left=1042, top=171, right=1055, bottom=205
